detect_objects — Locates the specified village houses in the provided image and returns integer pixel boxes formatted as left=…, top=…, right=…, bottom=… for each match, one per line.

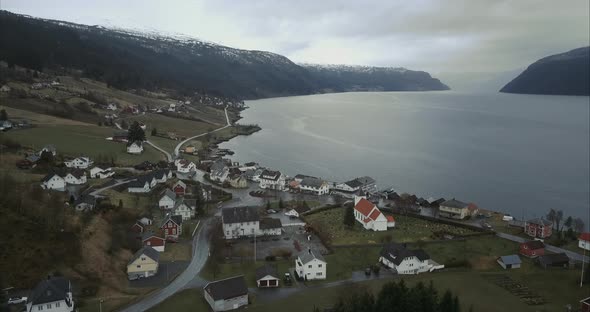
left=519, top=240, right=545, bottom=258
left=173, top=180, right=187, bottom=195
left=353, top=196, right=395, bottom=231
left=438, top=198, right=471, bottom=220
left=258, top=170, right=286, bottom=190
left=210, top=160, right=230, bottom=182
left=203, top=276, right=249, bottom=312
left=524, top=218, right=553, bottom=239
left=299, top=177, right=330, bottom=195
left=256, top=264, right=280, bottom=288
left=160, top=214, right=183, bottom=241
left=379, top=242, right=444, bottom=274
left=26, top=276, right=75, bottom=312
left=127, top=246, right=159, bottom=280
left=333, top=176, right=377, bottom=194
left=174, top=198, right=197, bottom=220
left=41, top=173, right=66, bottom=191
left=176, top=159, right=196, bottom=173
left=497, top=255, right=522, bottom=269
left=126, top=140, right=144, bottom=154
left=89, top=165, right=115, bottom=179
left=295, top=249, right=327, bottom=280
left=63, top=156, right=93, bottom=169
left=221, top=206, right=282, bottom=239
left=141, top=232, right=166, bottom=252
left=159, top=189, right=177, bottom=210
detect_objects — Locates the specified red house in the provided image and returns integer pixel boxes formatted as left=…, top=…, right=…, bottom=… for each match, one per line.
left=130, top=222, right=144, bottom=234
left=160, top=215, right=183, bottom=241
left=141, top=232, right=166, bottom=252
left=519, top=240, right=545, bottom=258
left=524, top=218, right=553, bottom=238
left=173, top=180, right=187, bottom=196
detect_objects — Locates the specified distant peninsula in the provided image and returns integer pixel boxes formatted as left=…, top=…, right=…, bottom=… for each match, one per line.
left=500, top=47, right=590, bottom=96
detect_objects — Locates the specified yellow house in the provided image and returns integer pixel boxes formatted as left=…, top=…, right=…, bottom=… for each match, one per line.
left=184, top=145, right=196, bottom=154
left=439, top=199, right=469, bottom=220
left=127, top=246, right=160, bottom=280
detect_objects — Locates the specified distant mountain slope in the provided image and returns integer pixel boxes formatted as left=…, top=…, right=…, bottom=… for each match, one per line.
left=500, top=47, right=590, bottom=96
left=0, top=11, right=448, bottom=99
left=302, top=64, right=449, bottom=92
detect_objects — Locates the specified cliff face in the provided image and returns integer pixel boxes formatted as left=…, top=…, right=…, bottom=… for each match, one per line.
left=500, top=47, right=590, bottom=96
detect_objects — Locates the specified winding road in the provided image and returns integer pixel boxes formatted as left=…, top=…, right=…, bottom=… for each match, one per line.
left=119, top=218, right=212, bottom=312
left=145, top=140, right=172, bottom=162
left=173, top=107, right=231, bottom=158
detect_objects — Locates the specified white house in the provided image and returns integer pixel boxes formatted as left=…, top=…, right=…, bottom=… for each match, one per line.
left=63, top=170, right=87, bottom=185
left=41, top=173, right=66, bottom=191
left=259, top=218, right=283, bottom=236
left=175, top=159, right=196, bottom=173
left=127, top=176, right=154, bottom=193
left=222, top=206, right=260, bottom=239
left=296, top=249, right=327, bottom=280
left=41, top=144, right=57, bottom=156
left=299, top=177, right=330, bottom=195
left=74, top=196, right=96, bottom=211
left=379, top=243, right=444, bottom=274
left=174, top=199, right=196, bottom=220
left=579, top=233, right=590, bottom=251
left=159, top=189, right=177, bottom=209
left=284, top=205, right=311, bottom=218
left=127, top=141, right=144, bottom=154
left=353, top=196, right=391, bottom=231
left=497, top=255, right=522, bottom=270
left=64, top=157, right=93, bottom=169
left=26, top=277, right=75, bottom=312
left=154, top=169, right=173, bottom=183
left=203, top=276, right=249, bottom=312
left=334, top=176, right=376, bottom=193
left=256, top=264, right=279, bottom=288
left=106, top=103, right=118, bottom=110
left=210, top=161, right=229, bottom=182
left=90, top=165, right=115, bottom=179
left=259, top=170, right=285, bottom=190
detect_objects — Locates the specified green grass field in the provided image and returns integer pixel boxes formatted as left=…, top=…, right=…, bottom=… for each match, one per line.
left=3, top=124, right=164, bottom=166
left=127, top=113, right=213, bottom=138
left=305, top=208, right=476, bottom=245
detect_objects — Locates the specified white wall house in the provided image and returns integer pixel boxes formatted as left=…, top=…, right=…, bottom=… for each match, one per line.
left=296, top=249, right=327, bottom=280
left=26, top=277, right=75, bottom=312
left=579, top=233, right=590, bottom=251
left=222, top=206, right=260, bottom=239
left=64, top=171, right=87, bottom=185
left=259, top=170, right=285, bottom=190
left=353, top=196, right=390, bottom=231
left=174, top=199, right=196, bottom=220
left=203, top=276, right=249, bottom=312
left=41, top=173, right=66, bottom=191
left=127, top=141, right=144, bottom=154
left=90, top=166, right=115, bottom=179
left=159, top=189, right=176, bottom=209
left=128, top=180, right=151, bottom=193
left=64, top=157, right=93, bottom=169
left=176, top=159, right=196, bottom=173
left=299, top=177, right=330, bottom=195
left=379, top=243, right=444, bottom=274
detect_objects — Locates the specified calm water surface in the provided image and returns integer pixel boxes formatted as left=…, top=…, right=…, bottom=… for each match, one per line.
left=220, top=91, right=590, bottom=221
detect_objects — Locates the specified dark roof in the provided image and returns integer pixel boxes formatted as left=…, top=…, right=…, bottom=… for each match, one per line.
left=41, top=172, right=62, bottom=182
left=345, top=176, right=375, bottom=188
left=256, top=264, right=278, bottom=280
left=298, top=249, right=325, bottom=264
left=204, top=276, right=248, bottom=301
left=160, top=214, right=183, bottom=227
left=222, top=206, right=259, bottom=224
left=153, top=169, right=170, bottom=179
left=441, top=198, right=469, bottom=209
left=128, top=246, right=159, bottom=265
left=259, top=218, right=282, bottom=230
left=380, top=243, right=430, bottom=265
left=141, top=231, right=164, bottom=241
left=538, top=253, right=570, bottom=266
left=260, top=170, right=281, bottom=181
left=127, top=179, right=149, bottom=188
left=498, top=254, right=522, bottom=265
left=521, top=240, right=545, bottom=250
left=74, top=195, right=96, bottom=207
left=28, top=277, right=71, bottom=306
left=300, top=177, right=325, bottom=188
left=295, top=174, right=316, bottom=180
left=344, top=179, right=363, bottom=188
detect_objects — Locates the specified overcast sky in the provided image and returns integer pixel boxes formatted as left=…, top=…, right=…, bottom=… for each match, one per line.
left=2, top=0, right=589, bottom=88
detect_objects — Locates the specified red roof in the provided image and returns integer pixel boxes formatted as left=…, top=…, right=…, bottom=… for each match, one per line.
left=386, top=215, right=395, bottom=222
left=369, top=209, right=382, bottom=221
left=580, top=233, right=590, bottom=241
left=355, top=198, right=375, bottom=217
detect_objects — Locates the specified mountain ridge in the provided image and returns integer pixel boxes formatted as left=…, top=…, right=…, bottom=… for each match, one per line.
left=500, top=47, right=590, bottom=96
left=0, top=10, right=449, bottom=99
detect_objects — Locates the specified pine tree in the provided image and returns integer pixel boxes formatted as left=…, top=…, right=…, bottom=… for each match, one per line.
left=343, top=205, right=355, bottom=227
left=127, top=121, right=145, bottom=143
left=0, top=109, right=8, bottom=121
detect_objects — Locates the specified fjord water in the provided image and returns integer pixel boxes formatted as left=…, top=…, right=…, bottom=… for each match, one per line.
left=220, top=91, right=590, bottom=220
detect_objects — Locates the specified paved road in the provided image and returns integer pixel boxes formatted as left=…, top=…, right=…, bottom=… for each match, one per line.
left=89, top=179, right=133, bottom=197
left=496, top=232, right=590, bottom=262
left=118, top=219, right=212, bottom=312
left=145, top=140, right=172, bottom=162
left=173, top=107, right=231, bottom=158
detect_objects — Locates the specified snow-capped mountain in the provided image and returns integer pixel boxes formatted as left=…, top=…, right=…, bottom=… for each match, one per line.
left=0, top=10, right=449, bottom=98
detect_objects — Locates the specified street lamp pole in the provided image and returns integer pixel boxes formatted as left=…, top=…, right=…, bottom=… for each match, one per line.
left=99, top=298, right=104, bottom=312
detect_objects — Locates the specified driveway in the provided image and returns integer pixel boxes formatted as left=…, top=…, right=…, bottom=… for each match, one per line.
left=118, top=218, right=212, bottom=312
left=173, top=107, right=231, bottom=158
left=128, top=261, right=189, bottom=288
left=145, top=141, right=172, bottom=162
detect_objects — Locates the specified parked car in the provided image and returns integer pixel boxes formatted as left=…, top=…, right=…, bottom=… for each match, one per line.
left=7, top=297, right=27, bottom=305
left=284, top=272, right=292, bottom=285
left=266, top=209, right=277, bottom=214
